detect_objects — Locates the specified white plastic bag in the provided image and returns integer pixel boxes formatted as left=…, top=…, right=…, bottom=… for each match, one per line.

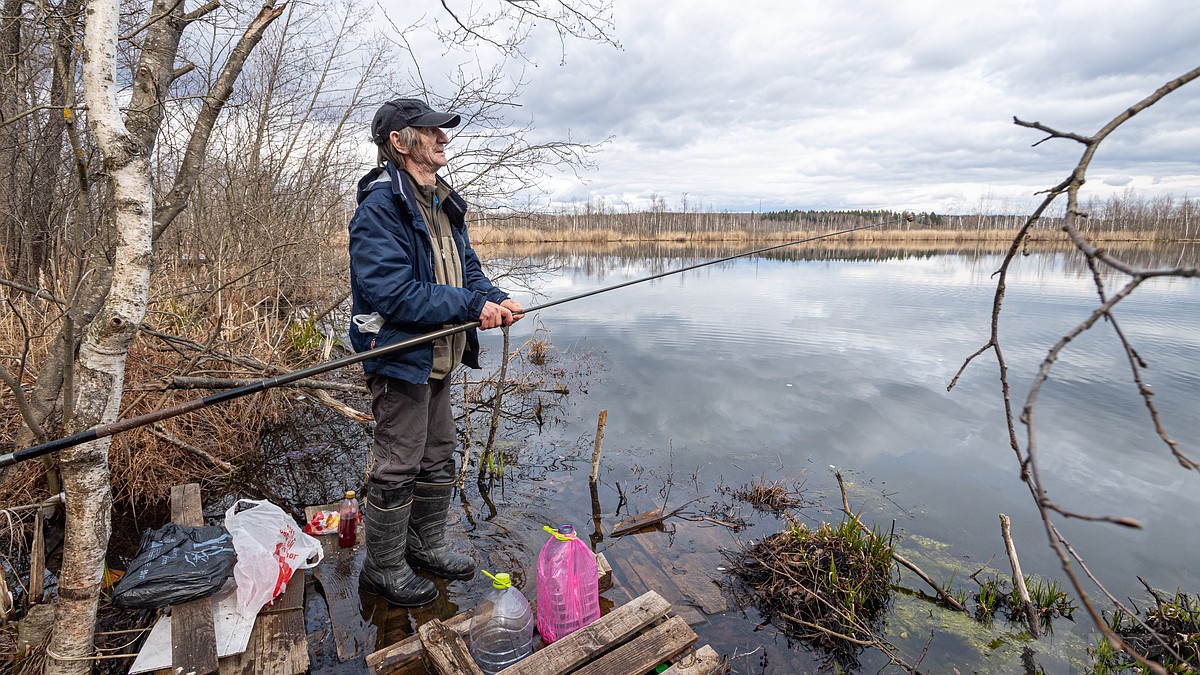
left=224, top=499, right=323, bottom=616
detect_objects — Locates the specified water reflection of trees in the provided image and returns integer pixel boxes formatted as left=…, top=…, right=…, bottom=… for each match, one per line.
left=234, top=403, right=372, bottom=519
left=482, top=240, right=1200, bottom=281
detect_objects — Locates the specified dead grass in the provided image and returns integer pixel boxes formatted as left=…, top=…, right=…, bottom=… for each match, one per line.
left=1, top=262, right=345, bottom=509
left=720, top=475, right=808, bottom=514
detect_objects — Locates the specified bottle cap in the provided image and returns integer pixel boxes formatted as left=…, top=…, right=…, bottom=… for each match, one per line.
left=481, top=570, right=511, bottom=589
left=346, top=490, right=355, bottom=499
left=544, top=524, right=577, bottom=541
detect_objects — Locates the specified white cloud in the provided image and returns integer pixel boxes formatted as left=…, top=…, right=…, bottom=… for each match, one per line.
left=376, top=0, right=1200, bottom=213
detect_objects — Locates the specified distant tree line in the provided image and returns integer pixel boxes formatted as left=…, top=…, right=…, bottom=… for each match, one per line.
left=476, top=192, right=1198, bottom=240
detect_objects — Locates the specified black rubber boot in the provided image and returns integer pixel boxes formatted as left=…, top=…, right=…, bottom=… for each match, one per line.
left=406, top=480, right=475, bottom=580
left=359, top=484, right=438, bottom=607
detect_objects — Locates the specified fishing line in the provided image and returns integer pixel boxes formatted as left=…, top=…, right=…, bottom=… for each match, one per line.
left=1, top=214, right=910, bottom=467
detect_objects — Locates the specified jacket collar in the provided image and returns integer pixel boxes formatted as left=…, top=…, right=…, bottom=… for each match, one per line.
left=358, top=162, right=468, bottom=220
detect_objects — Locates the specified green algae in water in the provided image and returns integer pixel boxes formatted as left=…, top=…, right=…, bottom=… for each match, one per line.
left=886, top=535, right=1095, bottom=673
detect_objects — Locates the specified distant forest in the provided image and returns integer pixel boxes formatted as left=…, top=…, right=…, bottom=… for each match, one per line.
left=476, top=193, right=1199, bottom=240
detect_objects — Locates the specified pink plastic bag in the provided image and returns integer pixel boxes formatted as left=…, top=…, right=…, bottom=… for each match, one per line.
left=224, top=499, right=323, bottom=617
left=535, top=524, right=600, bottom=643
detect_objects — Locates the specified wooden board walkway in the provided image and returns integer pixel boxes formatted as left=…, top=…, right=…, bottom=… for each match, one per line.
left=365, top=551, right=726, bottom=675
left=365, top=553, right=613, bottom=675
left=305, top=502, right=377, bottom=662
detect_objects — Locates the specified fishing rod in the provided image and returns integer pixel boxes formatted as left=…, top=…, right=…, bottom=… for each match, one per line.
left=0, top=215, right=910, bottom=468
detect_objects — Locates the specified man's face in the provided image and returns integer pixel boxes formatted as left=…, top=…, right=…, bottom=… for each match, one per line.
left=397, top=126, right=449, bottom=176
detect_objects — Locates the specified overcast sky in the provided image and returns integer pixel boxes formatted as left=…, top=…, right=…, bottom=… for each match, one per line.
left=383, top=1, right=1200, bottom=214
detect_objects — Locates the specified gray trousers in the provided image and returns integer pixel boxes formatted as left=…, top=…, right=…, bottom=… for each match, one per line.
left=366, top=373, right=457, bottom=492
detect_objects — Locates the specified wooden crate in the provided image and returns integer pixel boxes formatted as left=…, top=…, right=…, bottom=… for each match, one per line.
left=369, top=586, right=725, bottom=675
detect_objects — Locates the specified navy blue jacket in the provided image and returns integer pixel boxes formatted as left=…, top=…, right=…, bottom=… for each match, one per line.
left=348, top=162, right=508, bottom=384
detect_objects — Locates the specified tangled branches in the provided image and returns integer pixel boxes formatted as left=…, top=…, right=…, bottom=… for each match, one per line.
left=950, top=65, right=1200, bottom=674
left=727, top=517, right=909, bottom=670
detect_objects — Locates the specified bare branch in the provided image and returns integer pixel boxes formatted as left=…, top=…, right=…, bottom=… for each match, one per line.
left=0, top=277, right=67, bottom=305
left=118, top=0, right=184, bottom=41
left=959, top=65, right=1200, bottom=674
left=181, top=0, right=220, bottom=23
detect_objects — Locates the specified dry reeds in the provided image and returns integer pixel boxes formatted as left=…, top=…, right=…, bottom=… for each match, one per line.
left=720, top=475, right=808, bottom=514
left=468, top=203, right=1188, bottom=246
left=1, top=258, right=349, bottom=509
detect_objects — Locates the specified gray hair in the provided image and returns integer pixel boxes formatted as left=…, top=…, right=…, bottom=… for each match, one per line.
left=376, top=126, right=421, bottom=167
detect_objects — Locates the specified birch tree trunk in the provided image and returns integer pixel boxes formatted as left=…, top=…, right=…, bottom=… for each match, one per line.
left=44, top=0, right=153, bottom=670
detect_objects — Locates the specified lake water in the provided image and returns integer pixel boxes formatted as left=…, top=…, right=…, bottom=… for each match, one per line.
left=461, top=241, right=1200, bottom=673
left=270, top=241, right=1199, bottom=674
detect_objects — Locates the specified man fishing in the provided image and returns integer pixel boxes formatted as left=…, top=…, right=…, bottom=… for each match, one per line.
left=348, top=98, right=524, bottom=607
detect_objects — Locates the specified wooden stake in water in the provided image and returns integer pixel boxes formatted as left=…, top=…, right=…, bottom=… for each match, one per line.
left=590, top=410, right=608, bottom=484
left=1000, top=513, right=1041, bottom=638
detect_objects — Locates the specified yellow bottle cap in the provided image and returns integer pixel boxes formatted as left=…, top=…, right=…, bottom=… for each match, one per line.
left=481, top=570, right=512, bottom=589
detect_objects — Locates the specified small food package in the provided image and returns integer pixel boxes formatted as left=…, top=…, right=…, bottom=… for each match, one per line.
left=303, top=509, right=340, bottom=536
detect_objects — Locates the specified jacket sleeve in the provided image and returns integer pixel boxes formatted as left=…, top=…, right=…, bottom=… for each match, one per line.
left=349, top=196, right=487, bottom=325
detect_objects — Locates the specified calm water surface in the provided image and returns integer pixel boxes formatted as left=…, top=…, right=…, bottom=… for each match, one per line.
left=277, top=243, right=1198, bottom=674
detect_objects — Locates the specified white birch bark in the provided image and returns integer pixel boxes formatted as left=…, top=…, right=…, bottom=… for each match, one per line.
left=44, top=0, right=153, bottom=670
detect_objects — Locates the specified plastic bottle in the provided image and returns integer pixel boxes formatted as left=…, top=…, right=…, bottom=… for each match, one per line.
left=469, top=571, right=535, bottom=674
left=535, top=524, right=600, bottom=644
left=337, top=491, right=359, bottom=548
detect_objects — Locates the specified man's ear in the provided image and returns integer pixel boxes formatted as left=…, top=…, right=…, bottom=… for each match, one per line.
left=389, top=131, right=408, bottom=157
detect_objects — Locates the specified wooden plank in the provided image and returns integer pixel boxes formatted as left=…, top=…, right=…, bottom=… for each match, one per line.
left=498, top=590, right=670, bottom=675
left=616, top=540, right=704, bottom=627
left=418, top=618, right=484, bottom=675
left=218, top=607, right=308, bottom=675
left=596, top=552, right=613, bottom=592
left=305, top=502, right=374, bottom=662
left=611, top=508, right=664, bottom=537
left=663, top=645, right=726, bottom=675
left=218, top=578, right=308, bottom=675
left=313, top=548, right=373, bottom=661
left=571, top=615, right=697, bottom=675
left=168, top=483, right=219, bottom=675
left=171, top=483, right=205, bottom=526
left=637, top=531, right=728, bottom=616
left=366, top=601, right=492, bottom=674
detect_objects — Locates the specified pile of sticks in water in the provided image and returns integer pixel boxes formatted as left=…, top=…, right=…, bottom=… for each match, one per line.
left=727, top=519, right=893, bottom=661
left=1102, top=587, right=1200, bottom=672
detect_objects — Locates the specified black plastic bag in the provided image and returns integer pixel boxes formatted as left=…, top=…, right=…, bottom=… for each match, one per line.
left=112, top=523, right=237, bottom=609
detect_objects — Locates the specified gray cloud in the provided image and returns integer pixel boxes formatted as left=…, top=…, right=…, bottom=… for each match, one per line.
left=383, top=0, right=1200, bottom=213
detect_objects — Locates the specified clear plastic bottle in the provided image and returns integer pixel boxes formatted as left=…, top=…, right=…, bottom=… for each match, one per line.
left=337, top=490, right=359, bottom=548
left=469, top=571, right=535, bottom=674
left=535, top=524, right=600, bottom=644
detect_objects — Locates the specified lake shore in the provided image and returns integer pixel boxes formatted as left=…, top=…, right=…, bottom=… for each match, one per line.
left=470, top=223, right=1195, bottom=246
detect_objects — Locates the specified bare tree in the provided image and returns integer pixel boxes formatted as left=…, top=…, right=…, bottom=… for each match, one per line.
left=950, top=65, right=1200, bottom=674
left=46, top=0, right=157, bottom=668
left=11, top=0, right=288, bottom=670
left=0, top=2, right=619, bottom=668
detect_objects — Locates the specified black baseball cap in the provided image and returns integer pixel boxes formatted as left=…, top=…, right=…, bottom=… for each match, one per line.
left=371, top=98, right=461, bottom=145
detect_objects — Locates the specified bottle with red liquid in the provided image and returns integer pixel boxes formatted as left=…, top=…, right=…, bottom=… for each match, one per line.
left=337, top=490, right=359, bottom=548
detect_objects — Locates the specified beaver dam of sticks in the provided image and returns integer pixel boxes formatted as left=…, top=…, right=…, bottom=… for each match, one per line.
left=727, top=516, right=893, bottom=659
